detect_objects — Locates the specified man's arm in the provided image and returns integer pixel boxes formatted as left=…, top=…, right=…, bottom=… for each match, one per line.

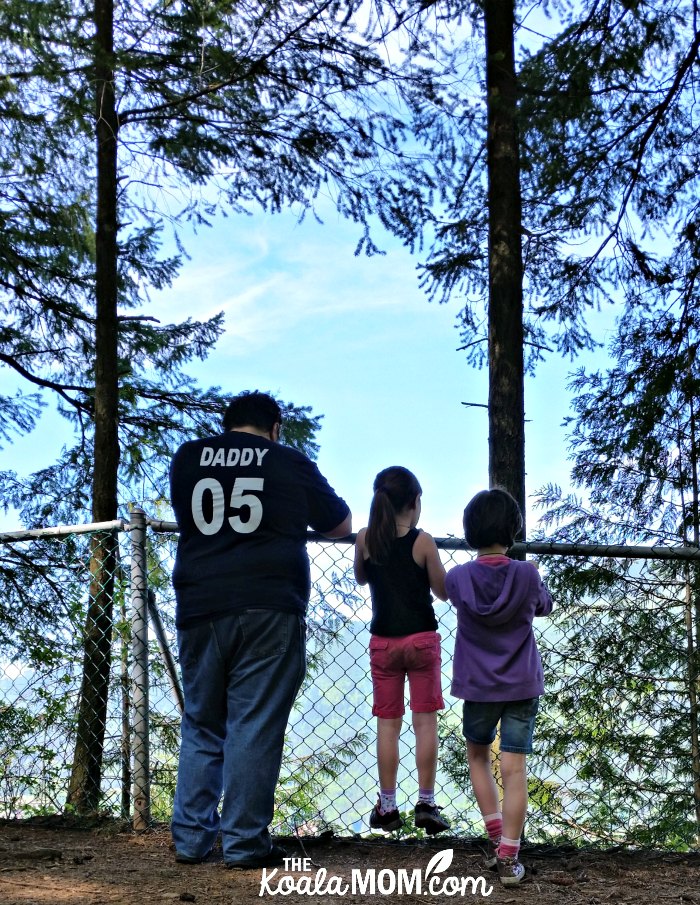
left=321, top=511, right=352, bottom=539
left=302, top=455, right=351, bottom=538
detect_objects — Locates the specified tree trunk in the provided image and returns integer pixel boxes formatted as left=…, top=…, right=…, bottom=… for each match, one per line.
left=686, top=394, right=700, bottom=832
left=484, top=0, right=526, bottom=542
left=66, top=0, right=120, bottom=813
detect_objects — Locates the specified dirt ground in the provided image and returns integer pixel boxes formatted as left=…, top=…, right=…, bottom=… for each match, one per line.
left=1, top=818, right=699, bottom=905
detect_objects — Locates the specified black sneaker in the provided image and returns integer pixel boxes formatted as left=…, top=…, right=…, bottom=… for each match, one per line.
left=414, top=801, right=450, bottom=834
left=483, top=837, right=499, bottom=869
left=369, top=799, right=403, bottom=832
left=226, top=844, right=287, bottom=870
left=175, top=850, right=212, bottom=865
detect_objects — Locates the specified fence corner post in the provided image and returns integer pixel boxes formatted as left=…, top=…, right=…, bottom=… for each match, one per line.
left=130, top=506, right=151, bottom=831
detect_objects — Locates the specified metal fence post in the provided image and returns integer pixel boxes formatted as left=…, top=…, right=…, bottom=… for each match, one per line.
left=130, top=507, right=151, bottom=830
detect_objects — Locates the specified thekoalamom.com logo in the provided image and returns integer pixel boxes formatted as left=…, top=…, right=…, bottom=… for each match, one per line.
left=258, top=848, right=493, bottom=897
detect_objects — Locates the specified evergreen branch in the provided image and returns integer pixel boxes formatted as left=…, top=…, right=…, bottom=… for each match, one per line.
left=0, top=546, right=73, bottom=610
left=581, top=28, right=700, bottom=272
left=119, top=0, right=339, bottom=124
left=0, top=353, right=90, bottom=411
left=456, top=337, right=486, bottom=351
left=117, top=315, right=160, bottom=323
left=614, top=28, right=700, bottom=230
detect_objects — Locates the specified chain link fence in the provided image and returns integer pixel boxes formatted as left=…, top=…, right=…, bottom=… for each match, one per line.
left=1, top=514, right=699, bottom=850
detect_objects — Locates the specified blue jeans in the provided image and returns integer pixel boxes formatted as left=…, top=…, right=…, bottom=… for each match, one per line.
left=171, top=609, right=306, bottom=863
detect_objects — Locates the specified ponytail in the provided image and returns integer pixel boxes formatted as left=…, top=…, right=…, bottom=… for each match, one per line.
left=365, top=488, right=398, bottom=563
left=365, top=466, right=422, bottom=564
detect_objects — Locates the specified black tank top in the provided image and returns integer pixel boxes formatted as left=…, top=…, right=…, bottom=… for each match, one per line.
left=365, top=527, right=438, bottom=637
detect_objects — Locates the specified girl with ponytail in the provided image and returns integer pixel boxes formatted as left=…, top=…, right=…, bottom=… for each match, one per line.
left=354, top=466, right=449, bottom=835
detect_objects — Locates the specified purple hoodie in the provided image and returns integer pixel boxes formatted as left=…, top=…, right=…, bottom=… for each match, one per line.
left=445, top=558, right=553, bottom=702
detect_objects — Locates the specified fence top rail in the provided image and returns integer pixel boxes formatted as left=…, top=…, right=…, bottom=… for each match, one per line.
left=145, top=518, right=700, bottom=561
left=147, top=518, right=179, bottom=533
left=438, top=539, right=700, bottom=559
left=513, top=541, right=700, bottom=560
left=0, top=519, right=128, bottom=544
left=2, top=513, right=699, bottom=561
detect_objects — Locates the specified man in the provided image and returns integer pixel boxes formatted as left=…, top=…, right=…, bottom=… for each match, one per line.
left=169, top=391, right=351, bottom=869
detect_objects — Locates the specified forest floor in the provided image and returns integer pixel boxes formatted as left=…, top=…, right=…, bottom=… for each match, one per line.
left=1, top=817, right=699, bottom=905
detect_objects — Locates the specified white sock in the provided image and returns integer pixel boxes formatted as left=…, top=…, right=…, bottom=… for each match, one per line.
left=379, top=789, right=397, bottom=813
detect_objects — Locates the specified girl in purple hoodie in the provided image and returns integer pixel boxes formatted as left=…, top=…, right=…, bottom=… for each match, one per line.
left=445, top=488, right=552, bottom=887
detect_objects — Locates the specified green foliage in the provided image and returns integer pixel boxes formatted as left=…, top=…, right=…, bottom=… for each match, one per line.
left=528, top=553, right=700, bottom=848
left=420, top=0, right=700, bottom=376
left=0, top=0, right=488, bottom=815
left=274, top=565, right=369, bottom=832
left=516, top=0, right=700, bottom=360
left=438, top=709, right=470, bottom=792
left=305, top=568, right=362, bottom=674
left=0, top=688, right=78, bottom=818
left=538, top=290, right=700, bottom=547
left=275, top=730, right=367, bottom=835
left=387, top=808, right=428, bottom=840
left=529, top=251, right=700, bottom=846
left=0, top=533, right=91, bottom=663
left=527, top=775, right=562, bottom=818
left=147, top=712, right=180, bottom=823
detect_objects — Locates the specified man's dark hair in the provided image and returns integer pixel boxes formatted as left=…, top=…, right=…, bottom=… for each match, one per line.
left=223, top=391, right=282, bottom=433
left=463, top=488, right=523, bottom=550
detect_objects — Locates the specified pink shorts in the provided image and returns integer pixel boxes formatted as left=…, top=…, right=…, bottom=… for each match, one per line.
left=369, top=631, right=444, bottom=718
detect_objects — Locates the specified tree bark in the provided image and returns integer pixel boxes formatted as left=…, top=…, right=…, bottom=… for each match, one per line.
left=66, top=0, right=120, bottom=813
left=484, top=0, right=526, bottom=543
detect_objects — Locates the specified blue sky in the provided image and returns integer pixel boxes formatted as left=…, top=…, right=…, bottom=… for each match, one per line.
left=0, top=199, right=617, bottom=539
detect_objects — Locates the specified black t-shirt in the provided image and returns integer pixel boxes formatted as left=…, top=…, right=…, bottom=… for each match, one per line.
left=170, top=430, right=350, bottom=628
left=365, top=528, right=438, bottom=637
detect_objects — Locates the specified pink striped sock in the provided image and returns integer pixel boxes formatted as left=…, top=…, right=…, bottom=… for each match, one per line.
left=497, top=836, right=521, bottom=859
left=484, top=812, right=502, bottom=842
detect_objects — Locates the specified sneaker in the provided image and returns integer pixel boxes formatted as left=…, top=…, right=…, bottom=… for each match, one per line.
left=226, top=844, right=287, bottom=870
left=369, top=800, right=402, bottom=832
left=483, top=838, right=499, bottom=869
left=175, top=850, right=212, bottom=865
left=414, top=801, right=450, bottom=835
left=497, top=855, right=526, bottom=886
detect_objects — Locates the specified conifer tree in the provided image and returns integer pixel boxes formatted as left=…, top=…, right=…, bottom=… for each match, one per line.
left=535, top=239, right=700, bottom=842
left=418, top=0, right=700, bottom=522
left=0, top=0, right=457, bottom=813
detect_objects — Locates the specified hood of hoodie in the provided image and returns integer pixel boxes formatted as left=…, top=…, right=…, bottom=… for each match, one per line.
left=458, top=561, right=533, bottom=627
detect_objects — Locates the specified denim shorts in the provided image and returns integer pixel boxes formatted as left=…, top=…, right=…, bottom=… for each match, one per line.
left=462, top=697, right=539, bottom=754
left=369, top=631, right=444, bottom=718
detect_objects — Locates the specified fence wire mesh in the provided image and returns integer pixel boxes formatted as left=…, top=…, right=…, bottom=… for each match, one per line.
left=1, top=518, right=699, bottom=851
left=0, top=524, right=132, bottom=818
